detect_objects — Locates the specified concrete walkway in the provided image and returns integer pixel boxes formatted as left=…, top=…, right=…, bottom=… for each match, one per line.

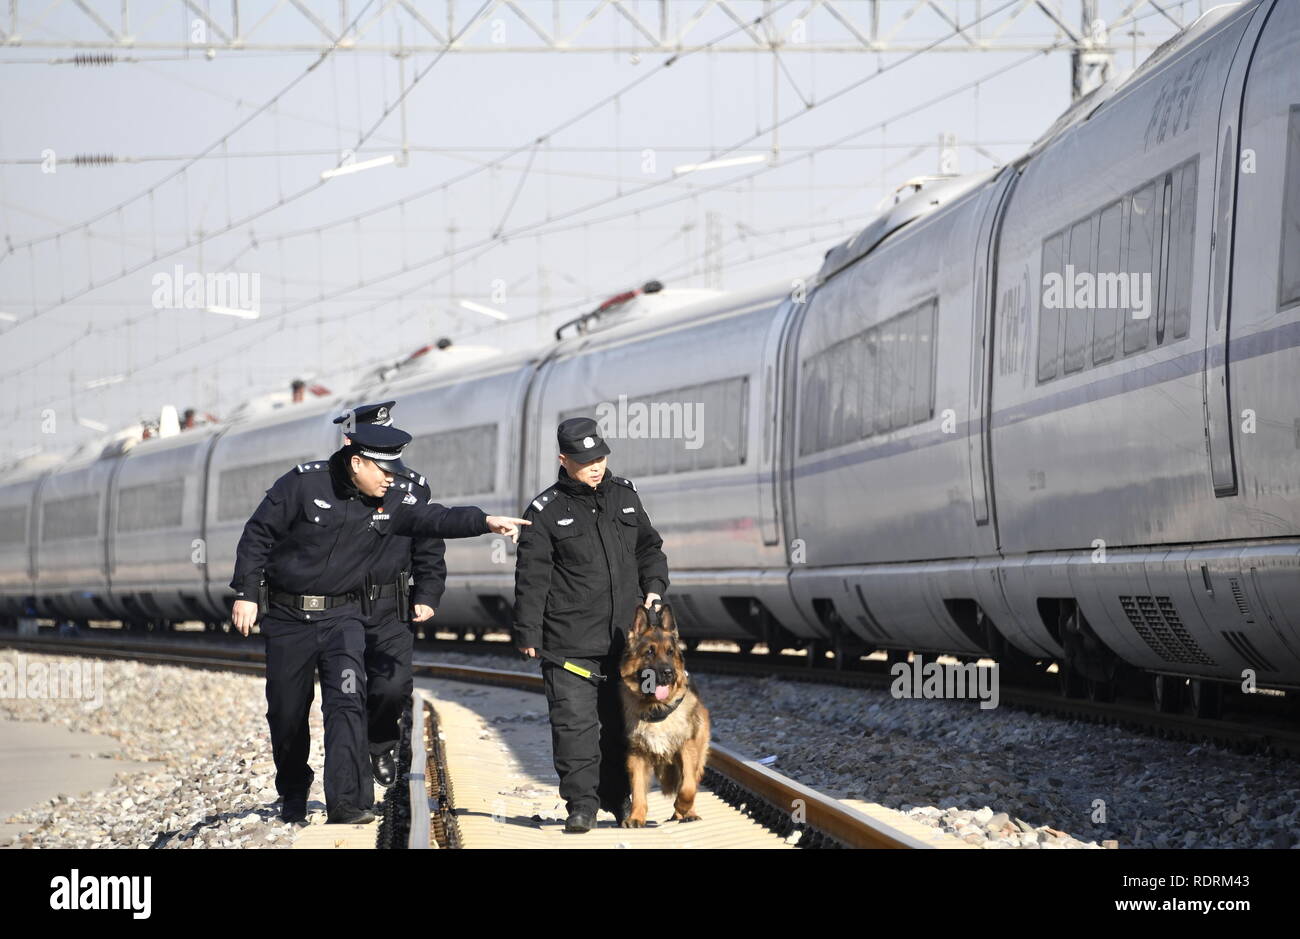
left=0, top=720, right=159, bottom=848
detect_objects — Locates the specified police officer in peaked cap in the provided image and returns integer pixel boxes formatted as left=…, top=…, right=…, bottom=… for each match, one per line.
left=231, top=422, right=529, bottom=824
left=512, top=416, right=669, bottom=832
left=335, top=401, right=446, bottom=787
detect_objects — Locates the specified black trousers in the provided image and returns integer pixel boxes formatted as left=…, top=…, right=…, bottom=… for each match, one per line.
left=363, top=598, right=413, bottom=757
left=261, top=604, right=370, bottom=813
left=542, top=653, right=629, bottom=816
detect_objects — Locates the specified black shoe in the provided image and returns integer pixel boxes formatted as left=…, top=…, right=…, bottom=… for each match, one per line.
left=280, top=796, right=307, bottom=824
left=564, top=809, right=595, bottom=833
left=326, top=805, right=376, bottom=825
left=371, top=749, right=397, bottom=787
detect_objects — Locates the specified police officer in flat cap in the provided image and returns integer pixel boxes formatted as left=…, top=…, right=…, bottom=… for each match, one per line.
left=335, top=401, right=445, bottom=787
left=231, top=422, right=528, bottom=824
left=513, top=416, right=669, bottom=832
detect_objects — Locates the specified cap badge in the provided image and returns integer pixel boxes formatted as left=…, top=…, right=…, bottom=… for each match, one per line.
left=582, top=436, right=595, bottom=448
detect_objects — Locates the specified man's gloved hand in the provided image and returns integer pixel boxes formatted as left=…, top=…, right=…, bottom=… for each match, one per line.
left=644, top=592, right=662, bottom=610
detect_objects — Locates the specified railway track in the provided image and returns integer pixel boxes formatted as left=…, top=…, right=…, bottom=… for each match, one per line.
left=0, top=633, right=936, bottom=849
left=7, top=628, right=1300, bottom=758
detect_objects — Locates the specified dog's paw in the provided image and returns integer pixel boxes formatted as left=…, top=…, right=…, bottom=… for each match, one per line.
left=672, top=811, right=701, bottom=823
left=620, top=817, right=647, bottom=829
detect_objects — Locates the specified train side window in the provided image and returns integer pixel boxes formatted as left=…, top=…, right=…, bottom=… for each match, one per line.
left=873, top=314, right=894, bottom=431
left=1064, top=216, right=1094, bottom=374
left=0, top=505, right=28, bottom=545
left=691, top=382, right=715, bottom=471
left=825, top=340, right=847, bottom=449
left=118, top=479, right=185, bottom=532
left=1280, top=105, right=1300, bottom=309
left=1093, top=201, right=1124, bottom=364
left=1124, top=182, right=1157, bottom=355
left=404, top=423, right=498, bottom=496
left=892, top=309, right=916, bottom=428
left=912, top=300, right=937, bottom=422
left=866, top=326, right=881, bottom=438
left=1037, top=231, right=1065, bottom=382
left=841, top=334, right=865, bottom=444
left=798, top=357, right=822, bottom=455
left=1169, top=160, right=1198, bottom=339
left=42, top=494, right=101, bottom=540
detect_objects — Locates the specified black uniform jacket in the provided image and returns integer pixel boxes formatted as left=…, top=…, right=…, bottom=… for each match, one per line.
left=369, top=467, right=448, bottom=610
left=231, top=449, right=486, bottom=615
left=512, top=468, right=668, bottom=657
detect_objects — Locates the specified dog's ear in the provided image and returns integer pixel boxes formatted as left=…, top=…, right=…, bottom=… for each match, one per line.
left=660, top=603, right=677, bottom=637
left=631, top=604, right=649, bottom=636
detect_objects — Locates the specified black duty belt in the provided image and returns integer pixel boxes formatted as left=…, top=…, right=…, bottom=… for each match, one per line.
left=367, top=583, right=399, bottom=600
left=270, top=590, right=360, bottom=612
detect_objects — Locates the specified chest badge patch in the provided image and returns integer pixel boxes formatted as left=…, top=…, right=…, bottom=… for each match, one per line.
left=557, top=518, right=574, bottom=526
left=314, top=499, right=331, bottom=509
left=621, top=506, right=635, bottom=514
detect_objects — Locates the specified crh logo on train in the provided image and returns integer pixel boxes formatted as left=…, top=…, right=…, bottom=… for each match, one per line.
left=0, top=654, right=104, bottom=711
left=150, top=264, right=261, bottom=318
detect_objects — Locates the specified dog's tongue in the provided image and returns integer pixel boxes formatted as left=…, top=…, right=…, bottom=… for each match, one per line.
left=654, top=684, right=671, bottom=702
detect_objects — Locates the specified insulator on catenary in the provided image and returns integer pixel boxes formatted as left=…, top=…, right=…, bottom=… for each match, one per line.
left=72, top=53, right=116, bottom=67
left=70, top=154, right=117, bottom=167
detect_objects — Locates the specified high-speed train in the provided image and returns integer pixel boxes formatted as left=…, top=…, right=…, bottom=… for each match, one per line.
left=3, top=0, right=1299, bottom=711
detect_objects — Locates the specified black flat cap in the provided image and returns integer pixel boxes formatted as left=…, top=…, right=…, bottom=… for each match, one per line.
left=334, top=400, right=396, bottom=428
left=558, top=416, right=610, bottom=462
left=348, top=423, right=412, bottom=473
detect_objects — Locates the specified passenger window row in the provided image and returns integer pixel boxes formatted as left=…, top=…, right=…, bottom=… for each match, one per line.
left=799, top=297, right=938, bottom=456
left=402, top=423, right=499, bottom=497
left=1037, top=156, right=1198, bottom=383
left=559, top=374, right=749, bottom=478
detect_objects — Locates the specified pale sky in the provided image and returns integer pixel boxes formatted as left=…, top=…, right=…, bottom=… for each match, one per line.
left=0, top=0, right=1202, bottom=459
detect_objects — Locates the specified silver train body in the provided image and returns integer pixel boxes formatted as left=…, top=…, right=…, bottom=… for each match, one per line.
left=3, top=0, right=1298, bottom=689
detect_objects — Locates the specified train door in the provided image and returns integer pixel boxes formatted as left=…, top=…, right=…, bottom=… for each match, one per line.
left=1204, top=0, right=1278, bottom=497
left=969, top=165, right=1018, bottom=532
left=756, top=296, right=798, bottom=546
left=517, top=352, right=560, bottom=509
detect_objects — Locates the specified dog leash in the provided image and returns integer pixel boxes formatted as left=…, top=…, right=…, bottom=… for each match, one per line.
left=530, top=647, right=607, bottom=683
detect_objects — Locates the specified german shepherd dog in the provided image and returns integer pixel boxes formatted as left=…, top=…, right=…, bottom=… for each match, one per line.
left=618, top=604, right=710, bottom=827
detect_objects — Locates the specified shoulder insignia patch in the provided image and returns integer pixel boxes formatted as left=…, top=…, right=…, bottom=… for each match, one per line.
left=295, top=461, right=328, bottom=474
left=612, top=475, right=636, bottom=491
left=530, top=489, right=560, bottom=512
left=403, top=492, right=417, bottom=505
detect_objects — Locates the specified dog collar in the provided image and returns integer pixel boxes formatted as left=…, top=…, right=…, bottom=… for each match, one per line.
left=643, top=693, right=687, bottom=722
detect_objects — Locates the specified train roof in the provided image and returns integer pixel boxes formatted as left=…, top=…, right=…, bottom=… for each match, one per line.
left=816, top=170, right=998, bottom=285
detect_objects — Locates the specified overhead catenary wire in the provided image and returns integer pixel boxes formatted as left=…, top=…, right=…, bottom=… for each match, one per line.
left=11, top=31, right=1068, bottom=421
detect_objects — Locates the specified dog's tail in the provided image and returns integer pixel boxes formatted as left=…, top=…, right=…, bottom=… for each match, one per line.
left=656, top=762, right=682, bottom=799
